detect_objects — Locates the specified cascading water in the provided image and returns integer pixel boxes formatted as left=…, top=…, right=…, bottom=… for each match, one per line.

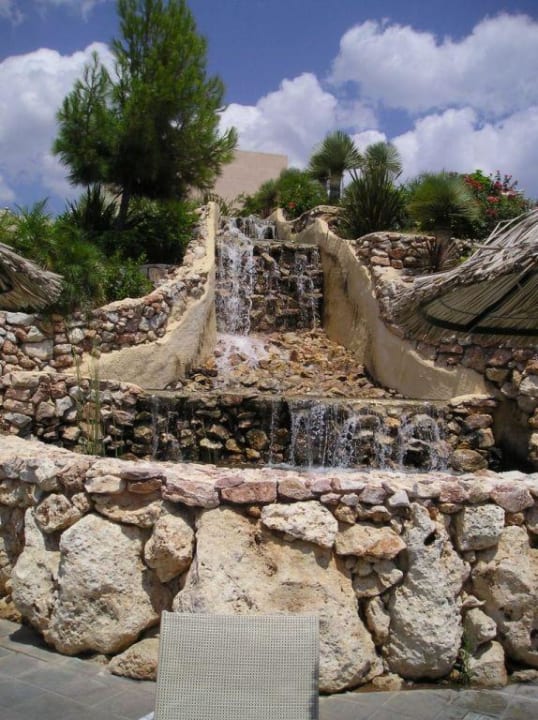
left=294, top=249, right=320, bottom=329
left=286, top=400, right=448, bottom=471
left=216, top=223, right=256, bottom=335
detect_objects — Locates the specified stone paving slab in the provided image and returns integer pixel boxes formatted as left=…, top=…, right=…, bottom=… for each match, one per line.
left=1, top=618, right=538, bottom=720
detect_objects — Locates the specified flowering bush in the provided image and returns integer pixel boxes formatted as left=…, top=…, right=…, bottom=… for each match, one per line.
left=462, top=169, right=532, bottom=237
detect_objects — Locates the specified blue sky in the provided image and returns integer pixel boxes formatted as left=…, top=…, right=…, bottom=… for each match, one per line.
left=1, top=0, right=538, bottom=211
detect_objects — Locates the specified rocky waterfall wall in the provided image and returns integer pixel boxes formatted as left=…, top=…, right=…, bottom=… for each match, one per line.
left=1, top=435, right=538, bottom=691
left=0, top=370, right=502, bottom=472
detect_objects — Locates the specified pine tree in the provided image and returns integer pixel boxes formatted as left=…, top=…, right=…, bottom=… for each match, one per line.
left=54, top=0, right=237, bottom=227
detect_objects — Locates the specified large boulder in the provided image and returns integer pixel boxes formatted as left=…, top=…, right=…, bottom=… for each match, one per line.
left=11, top=509, right=60, bottom=632
left=386, top=504, right=468, bottom=679
left=174, top=506, right=379, bottom=693
left=471, top=525, right=538, bottom=667
left=44, top=513, right=169, bottom=655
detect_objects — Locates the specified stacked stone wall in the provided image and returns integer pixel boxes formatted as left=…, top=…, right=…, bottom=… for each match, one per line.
left=0, top=371, right=503, bottom=472
left=249, top=243, right=323, bottom=331
left=351, top=231, right=538, bottom=468
left=0, top=213, right=211, bottom=375
left=1, top=435, right=538, bottom=690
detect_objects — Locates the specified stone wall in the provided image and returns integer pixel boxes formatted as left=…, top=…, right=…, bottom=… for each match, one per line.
left=274, top=213, right=538, bottom=468
left=0, top=370, right=502, bottom=472
left=249, top=243, right=323, bottom=331
left=351, top=231, right=538, bottom=470
left=1, top=435, right=538, bottom=690
left=0, top=205, right=217, bottom=388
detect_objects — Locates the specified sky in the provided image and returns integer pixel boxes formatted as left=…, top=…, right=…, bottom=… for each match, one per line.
left=1, top=0, right=538, bottom=213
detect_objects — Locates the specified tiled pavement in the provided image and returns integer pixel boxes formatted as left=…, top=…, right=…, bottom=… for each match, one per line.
left=1, top=619, right=537, bottom=719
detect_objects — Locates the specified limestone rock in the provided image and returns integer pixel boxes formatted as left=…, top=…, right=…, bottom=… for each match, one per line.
left=174, top=507, right=379, bottom=693
left=335, top=523, right=406, bottom=560
left=386, top=504, right=467, bottom=679
left=109, top=638, right=159, bottom=681
left=45, top=513, right=168, bottom=655
left=84, top=475, right=126, bottom=495
left=144, top=509, right=194, bottom=582
left=464, top=608, right=497, bottom=651
left=11, top=509, right=60, bottom=632
left=489, top=484, right=534, bottom=513
left=0, top=506, right=24, bottom=594
left=450, top=449, right=488, bottom=472
left=277, top=478, right=314, bottom=501
left=220, top=480, right=276, bottom=504
left=371, top=674, right=404, bottom=691
left=163, top=472, right=219, bottom=508
left=471, top=525, right=538, bottom=668
left=93, top=491, right=162, bottom=528
left=454, top=505, right=505, bottom=551
left=353, top=560, right=403, bottom=598
left=260, top=501, right=338, bottom=548
left=468, top=641, right=507, bottom=688
left=365, top=596, right=390, bottom=645
left=34, top=494, right=82, bottom=534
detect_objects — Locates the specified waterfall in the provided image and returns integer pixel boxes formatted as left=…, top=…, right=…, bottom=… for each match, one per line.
left=216, top=226, right=255, bottom=335
left=286, top=400, right=448, bottom=471
left=293, top=248, right=320, bottom=329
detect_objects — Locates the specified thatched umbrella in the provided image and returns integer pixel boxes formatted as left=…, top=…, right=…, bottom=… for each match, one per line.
left=0, top=242, right=63, bottom=311
left=392, top=209, right=538, bottom=346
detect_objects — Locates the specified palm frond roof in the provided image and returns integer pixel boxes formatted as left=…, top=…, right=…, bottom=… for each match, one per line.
left=392, top=209, right=538, bottom=346
left=0, top=242, right=63, bottom=311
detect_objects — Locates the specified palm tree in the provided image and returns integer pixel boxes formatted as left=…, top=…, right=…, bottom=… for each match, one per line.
left=353, top=141, right=402, bottom=180
left=341, top=141, right=405, bottom=238
left=308, top=130, right=362, bottom=203
left=406, top=171, right=480, bottom=242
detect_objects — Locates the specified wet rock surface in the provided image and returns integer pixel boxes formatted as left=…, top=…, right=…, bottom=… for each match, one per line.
left=172, top=329, right=400, bottom=399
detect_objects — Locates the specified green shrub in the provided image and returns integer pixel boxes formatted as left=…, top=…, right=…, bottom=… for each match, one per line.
left=406, top=172, right=481, bottom=239
left=4, top=200, right=151, bottom=312
left=340, top=174, right=406, bottom=238
left=239, top=169, right=326, bottom=219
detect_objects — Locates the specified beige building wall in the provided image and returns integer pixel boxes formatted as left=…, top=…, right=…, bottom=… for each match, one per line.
left=213, top=149, right=288, bottom=202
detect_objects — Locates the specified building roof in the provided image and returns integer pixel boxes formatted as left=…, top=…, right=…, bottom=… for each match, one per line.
left=0, top=242, right=63, bottom=311
left=392, top=209, right=538, bottom=347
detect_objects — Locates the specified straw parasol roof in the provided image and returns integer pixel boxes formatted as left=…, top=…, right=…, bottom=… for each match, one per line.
left=392, top=209, right=538, bottom=347
left=0, top=242, right=63, bottom=311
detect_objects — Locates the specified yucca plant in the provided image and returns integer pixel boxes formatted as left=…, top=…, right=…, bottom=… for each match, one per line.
left=407, top=171, right=481, bottom=242
left=308, top=130, right=362, bottom=203
left=341, top=142, right=405, bottom=238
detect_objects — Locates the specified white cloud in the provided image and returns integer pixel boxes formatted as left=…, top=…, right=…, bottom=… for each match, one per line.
left=0, top=0, right=23, bottom=23
left=220, top=73, right=375, bottom=167
left=0, top=174, right=15, bottom=204
left=0, top=42, right=112, bottom=205
left=35, top=0, right=111, bottom=18
left=393, top=106, right=538, bottom=197
left=330, top=14, right=538, bottom=117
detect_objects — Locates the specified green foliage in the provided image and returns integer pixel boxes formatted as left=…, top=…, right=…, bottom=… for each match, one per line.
left=240, top=169, right=326, bottom=219
left=64, top=184, right=196, bottom=265
left=239, top=179, right=279, bottom=218
left=406, top=171, right=481, bottom=238
left=462, top=169, right=532, bottom=238
left=340, top=142, right=406, bottom=238
left=3, top=200, right=151, bottom=312
left=276, top=169, right=327, bottom=218
left=53, top=0, right=237, bottom=226
left=114, top=196, right=197, bottom=264
left=308, top=130, right=362, bottom=203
